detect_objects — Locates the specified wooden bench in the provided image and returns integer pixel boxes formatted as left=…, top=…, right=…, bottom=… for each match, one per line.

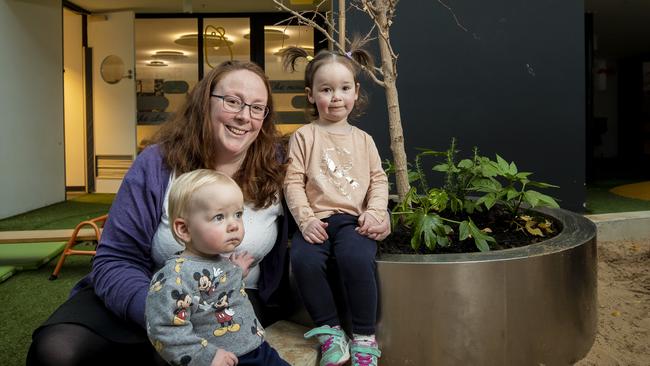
left=0, top=228, right=103, bottom=244
left=0, top=214, right=107, bottom=279
left=265, top=320, right=318, bottom=366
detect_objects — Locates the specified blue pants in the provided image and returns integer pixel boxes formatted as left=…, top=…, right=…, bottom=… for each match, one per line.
left=238, top=341, right=289, bottom=366
left=291, top=214, right=378, bottom=335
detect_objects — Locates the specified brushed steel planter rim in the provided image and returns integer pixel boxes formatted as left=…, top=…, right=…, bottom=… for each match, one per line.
left=378, top=206, right=597, bottom=263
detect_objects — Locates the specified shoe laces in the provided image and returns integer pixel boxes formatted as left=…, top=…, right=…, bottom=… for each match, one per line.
left=321, top=336, right=334, bottom=353
left=351, top=340, right=380, bottom=366
left=354, top=352, right=374, bottom=366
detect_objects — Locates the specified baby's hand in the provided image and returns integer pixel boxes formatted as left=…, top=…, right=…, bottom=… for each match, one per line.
left=230, top=251, right=254, bottom=277
left=302, top=218, right=329, bottom=244
left=211, top=348, right=238, bottom=366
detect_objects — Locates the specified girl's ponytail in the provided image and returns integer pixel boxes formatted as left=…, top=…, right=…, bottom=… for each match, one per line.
left=348, top=37, right=375, bottom=73
left=280, top=46, right=311, bottom=72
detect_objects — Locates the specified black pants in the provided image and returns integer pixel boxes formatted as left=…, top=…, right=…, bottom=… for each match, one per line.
left=27, top=287, right=279, bottom=366
left=290, top=214, right=378, bottom=335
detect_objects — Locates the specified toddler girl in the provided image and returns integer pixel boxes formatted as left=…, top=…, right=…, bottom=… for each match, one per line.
left=282, top=47, right=388, bottom=366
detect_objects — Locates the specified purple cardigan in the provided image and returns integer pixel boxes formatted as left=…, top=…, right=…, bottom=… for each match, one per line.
left=73, top=145, right=291, bottom=328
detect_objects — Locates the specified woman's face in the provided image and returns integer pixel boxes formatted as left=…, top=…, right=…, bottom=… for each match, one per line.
left=210, top=69, right=268, bottom=161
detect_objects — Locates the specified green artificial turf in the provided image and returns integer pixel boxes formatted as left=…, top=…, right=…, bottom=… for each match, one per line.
left=0, top=244, right=94, bottom=366
left=0, top=194, right=114, bottom=231
left=585, top=180, right=650, bottom=214
left=0, top=194, right=112, bottom=366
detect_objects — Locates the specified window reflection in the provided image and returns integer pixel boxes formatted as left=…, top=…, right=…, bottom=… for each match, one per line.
left=134, top=18, right=316, bottom=146
left=203, top=18, right=250, bottom=71
left=135, top=18, right=198, bottom=151
left=264, top=25, right=314, bottom=135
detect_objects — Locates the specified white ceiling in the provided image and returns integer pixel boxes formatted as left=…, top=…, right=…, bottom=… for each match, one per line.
left=585, top=0, right=650, bottom=58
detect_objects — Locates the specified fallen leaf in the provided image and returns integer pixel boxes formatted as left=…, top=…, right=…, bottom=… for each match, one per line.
left=525, top=220, right=544, bottom=237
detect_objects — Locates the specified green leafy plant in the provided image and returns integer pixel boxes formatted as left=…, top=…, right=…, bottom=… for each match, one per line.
left=389, top=138, right=560, bottom=252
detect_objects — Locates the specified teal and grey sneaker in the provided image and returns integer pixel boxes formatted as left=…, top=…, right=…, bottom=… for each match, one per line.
left=304, top=325, right=350, bottom=366
left=350, top=339, right=381, bottom=366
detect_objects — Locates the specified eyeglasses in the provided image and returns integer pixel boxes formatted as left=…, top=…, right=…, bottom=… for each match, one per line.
left=211, top=94, right=269, bottom=120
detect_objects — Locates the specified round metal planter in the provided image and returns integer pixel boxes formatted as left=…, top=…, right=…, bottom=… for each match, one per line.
left=376, top=207, right=597, bottom=366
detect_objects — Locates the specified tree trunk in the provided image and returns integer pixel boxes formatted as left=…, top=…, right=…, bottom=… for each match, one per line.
left=339, top=0, right=346, bottom=50
left=375, top=0, right=409, bottom=200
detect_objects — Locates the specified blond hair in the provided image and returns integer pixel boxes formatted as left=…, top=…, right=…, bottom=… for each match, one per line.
left=168, top=169, right=242, bottom=243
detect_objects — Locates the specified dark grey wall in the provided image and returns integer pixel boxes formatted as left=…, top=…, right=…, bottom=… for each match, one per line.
left=346, top=1, right=585, bottom=212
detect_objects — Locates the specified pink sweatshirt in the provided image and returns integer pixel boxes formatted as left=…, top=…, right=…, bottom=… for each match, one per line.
left=284, top=123, right=389, bottom=232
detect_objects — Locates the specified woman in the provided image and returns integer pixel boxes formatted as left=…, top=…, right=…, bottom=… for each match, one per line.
left=27, top=60, right=390, bottom=366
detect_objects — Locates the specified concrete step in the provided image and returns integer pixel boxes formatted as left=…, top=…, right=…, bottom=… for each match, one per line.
left=265, top=320, right=318, bottom=366
left=585, top=210, right=650, bottom=241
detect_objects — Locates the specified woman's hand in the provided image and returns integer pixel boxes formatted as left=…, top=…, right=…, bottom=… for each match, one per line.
left=302, top=218, right=329, bottom=244
left=211, top=349, right=238, bottom=366
left=356, top=211, right=391, bottom=241
left=230, top=251, right=255, bottom=278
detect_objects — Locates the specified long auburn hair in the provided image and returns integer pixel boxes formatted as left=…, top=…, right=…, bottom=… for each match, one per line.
left=152, top=60, right=287, bottom=209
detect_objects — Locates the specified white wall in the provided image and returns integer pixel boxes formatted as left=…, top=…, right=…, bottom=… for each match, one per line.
left=0, top=0, right=64, bottom=219
left=64, top=8, right=86, bottom=188
left=88, top=11, right=136, bottom=193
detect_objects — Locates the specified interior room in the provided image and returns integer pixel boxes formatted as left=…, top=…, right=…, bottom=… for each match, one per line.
left=585, top=0, right=650, bottom=182
left=584, top=0, right=650, bottom=212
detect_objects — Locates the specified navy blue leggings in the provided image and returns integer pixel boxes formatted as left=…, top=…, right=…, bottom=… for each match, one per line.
left=291, top=214, right=378, bottom=335
left=238, top=341, right=290, bottom=366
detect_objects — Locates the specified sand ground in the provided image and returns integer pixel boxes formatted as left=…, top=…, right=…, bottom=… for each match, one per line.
left=575, top=239, right=650, bottom=366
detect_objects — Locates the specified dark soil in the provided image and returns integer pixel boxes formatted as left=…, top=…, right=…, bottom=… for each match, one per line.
left=378, top=207, right=562, bottom=255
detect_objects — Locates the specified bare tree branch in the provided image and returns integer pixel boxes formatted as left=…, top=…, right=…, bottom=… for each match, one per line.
left=273, top=0, right=385, bottom=87
left=437, top=0, right=468, bottom=32
left=274, top=1, right=345, bottom=52
left=274, top=10, right=334, bottom=37
left=357, top=0, right=398, bottom=63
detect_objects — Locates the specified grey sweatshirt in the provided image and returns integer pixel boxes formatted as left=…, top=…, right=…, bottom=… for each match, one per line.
left=145, top=254, right=264, bottom=365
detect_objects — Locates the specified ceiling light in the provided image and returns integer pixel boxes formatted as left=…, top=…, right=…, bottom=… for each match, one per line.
left=244, top=29, right=289, bottom=41
left=147, top=61, right=168, bottom=67
left=174, top=34, right=234, bottom=48
left=152, top=51, right=187, bottom=60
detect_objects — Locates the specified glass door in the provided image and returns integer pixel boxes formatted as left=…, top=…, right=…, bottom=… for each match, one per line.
left=135, top=18, right=199, bottom=151
left=264, top=25, right=315, bottom=135
left=203, top=18, right=251, bottom=71
left=135, top=14, right=327, bottom=140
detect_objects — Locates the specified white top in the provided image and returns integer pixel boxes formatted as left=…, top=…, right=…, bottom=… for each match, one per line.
left=152, top=174, right=283, bottom=289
